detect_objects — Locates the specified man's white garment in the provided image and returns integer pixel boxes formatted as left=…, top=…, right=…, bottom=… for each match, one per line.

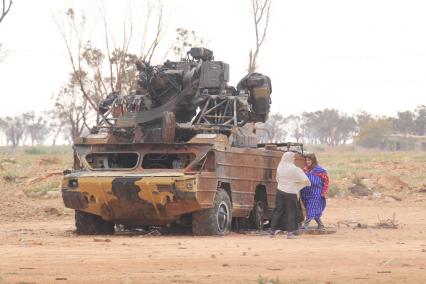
left=276, top=152, right=311, bottom=194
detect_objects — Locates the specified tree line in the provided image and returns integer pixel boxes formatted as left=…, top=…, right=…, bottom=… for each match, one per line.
left=256, top=105, right=426, bottom=148
left=0, top=112, right=51, bottom=146
left=1, top=106, right=424, bottom=148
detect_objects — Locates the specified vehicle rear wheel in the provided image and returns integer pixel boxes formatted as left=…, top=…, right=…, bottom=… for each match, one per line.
left=250, top=200, right=265, bottom=230
left=234, top=200, right=265, bottom=231
left=75, top=210, right=115, bottom=235
left=192, top=189, right=232, bottom=235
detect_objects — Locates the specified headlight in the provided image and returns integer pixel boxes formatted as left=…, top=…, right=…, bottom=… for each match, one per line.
left=68, top=179, right=78, bottom=188
left=174, top=179, right=195, bottom=191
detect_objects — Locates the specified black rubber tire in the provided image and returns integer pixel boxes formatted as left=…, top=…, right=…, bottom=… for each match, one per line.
left=233, top=217, right=251, bottom=231
left=192, top=189, right=232, bottom=236
left=234, top=200, right=265, bottom=231
left=250, top=201, right=265, bottom=230
left=75, top=210, right=115, bottom=235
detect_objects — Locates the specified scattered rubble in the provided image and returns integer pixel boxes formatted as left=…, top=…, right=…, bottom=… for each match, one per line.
left=338, top=214, right=400, bottom=230
left=383, top=195, right=402, bottom=202
left=348, top=185, right=370, bottom=196
left=43, top=207, right=61, bottom=216
left=3, top=175, right=17, bottom=183
left=2, top=175, right=27, bottom=183
left=93, top=238, right=111, bottom=243
left=372, top=192, right=382, bottom=199
left=299, top=228, right=337, bottom=235
left=375, top=214, right=399, bottom=229
left=1, top=157, right=16, bottom=164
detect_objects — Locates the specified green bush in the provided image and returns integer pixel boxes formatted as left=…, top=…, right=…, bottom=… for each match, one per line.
left=258, top=275, right=283, bottom=284
left=24, top=181, right=59, bottom=198
left=23, top=146, right=72, bottom=155
left=24, top=147, right=46, bottom=155
left=328, top=184, right=342, bottom=197
left=353, top=175, right=367, bottom=187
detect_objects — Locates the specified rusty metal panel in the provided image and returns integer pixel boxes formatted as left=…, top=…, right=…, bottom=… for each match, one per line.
left=211, top=147, right=282, bottom=217
left=195, top=174, right=218, bottom=208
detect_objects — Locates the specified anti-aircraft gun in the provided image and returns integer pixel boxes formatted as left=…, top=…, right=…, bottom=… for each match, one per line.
left=91, top=47, right=272, bottom=146
left=63, top=48, right=305, bottom=236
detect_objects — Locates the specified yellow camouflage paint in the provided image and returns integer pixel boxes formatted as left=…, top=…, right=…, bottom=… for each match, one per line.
left=62, top=172, right=197, bottom=221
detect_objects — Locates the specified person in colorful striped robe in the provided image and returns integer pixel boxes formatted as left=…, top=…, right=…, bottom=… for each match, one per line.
left=300, top=153, right=329, bottom=230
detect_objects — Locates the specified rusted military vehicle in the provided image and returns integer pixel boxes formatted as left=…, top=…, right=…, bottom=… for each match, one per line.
left=61, top=47, right=304, bottom=235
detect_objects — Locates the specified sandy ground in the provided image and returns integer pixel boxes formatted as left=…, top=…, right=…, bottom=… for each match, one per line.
left=0, top=196, right=425, bottom=284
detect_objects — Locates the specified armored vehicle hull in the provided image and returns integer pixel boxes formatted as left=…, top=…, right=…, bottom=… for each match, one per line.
left=61, top=135, right=302, bottom=235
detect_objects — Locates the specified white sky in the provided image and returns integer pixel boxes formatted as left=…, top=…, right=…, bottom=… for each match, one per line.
left=0, top=0, right=425, bottom=118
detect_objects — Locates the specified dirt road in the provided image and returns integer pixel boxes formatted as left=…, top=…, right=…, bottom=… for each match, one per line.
left=0, top=197, right=425, bottom=284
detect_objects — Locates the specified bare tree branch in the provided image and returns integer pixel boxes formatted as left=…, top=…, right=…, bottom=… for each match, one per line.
left=140, top=1, right=153, bottom=56
left=63, top=13, right=97, bottom=112
left=142, top=3, right=165, bottom=63
left=248, top=0, right=271, bottom=73
left=53, top=3, right=167, bottom=134
left=0, top=0, right=12, bottom=24
left=115, top=9, right=133, bottom=91
left=99, top=5, right=116, bottom=93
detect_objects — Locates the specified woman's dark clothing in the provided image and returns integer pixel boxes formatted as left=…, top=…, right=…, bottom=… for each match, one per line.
left=271, top=191, right=299, bottom=232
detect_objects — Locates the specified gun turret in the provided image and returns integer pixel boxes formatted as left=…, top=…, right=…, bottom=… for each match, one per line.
left=96, top=48, right=272, bottom=145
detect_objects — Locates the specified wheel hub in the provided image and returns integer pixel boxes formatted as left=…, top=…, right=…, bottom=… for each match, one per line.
left=217, top=202, right=228, bottom=232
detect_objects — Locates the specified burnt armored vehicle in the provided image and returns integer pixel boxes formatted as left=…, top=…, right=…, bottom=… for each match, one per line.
left=61, top=48, right=303, bottom=235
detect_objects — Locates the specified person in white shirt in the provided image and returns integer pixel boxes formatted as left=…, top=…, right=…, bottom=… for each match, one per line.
left=270, top=151, right=311, bottom=238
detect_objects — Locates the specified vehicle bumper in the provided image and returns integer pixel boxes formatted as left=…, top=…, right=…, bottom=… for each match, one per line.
left=61, top=173, right=200, bottom=225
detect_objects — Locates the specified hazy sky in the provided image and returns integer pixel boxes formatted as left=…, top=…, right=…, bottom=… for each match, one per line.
left=0, top=0, right=425, bottom=118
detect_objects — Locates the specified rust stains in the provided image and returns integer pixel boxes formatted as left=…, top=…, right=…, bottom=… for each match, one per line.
left=111, top=177, right=143, bottom=202
left=62, top=190, right=88, bottom=210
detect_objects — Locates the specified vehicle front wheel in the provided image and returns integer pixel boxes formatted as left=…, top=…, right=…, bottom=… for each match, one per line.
left=75, top=210, right=115, bottom=235
left=192, top=189, right=232, bottom=236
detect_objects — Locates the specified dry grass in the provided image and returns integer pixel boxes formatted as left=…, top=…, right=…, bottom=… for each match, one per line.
left=309, top=148, right=426, bottom=196
left=0, top=146, right=72, bottom=196
left=0, top=145, right=425, bottom=199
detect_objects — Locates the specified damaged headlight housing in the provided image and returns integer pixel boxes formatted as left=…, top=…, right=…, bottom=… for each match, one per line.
left=175, top=179, right=195, bottom=191
left=68, top=178, right=78, bottom=188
